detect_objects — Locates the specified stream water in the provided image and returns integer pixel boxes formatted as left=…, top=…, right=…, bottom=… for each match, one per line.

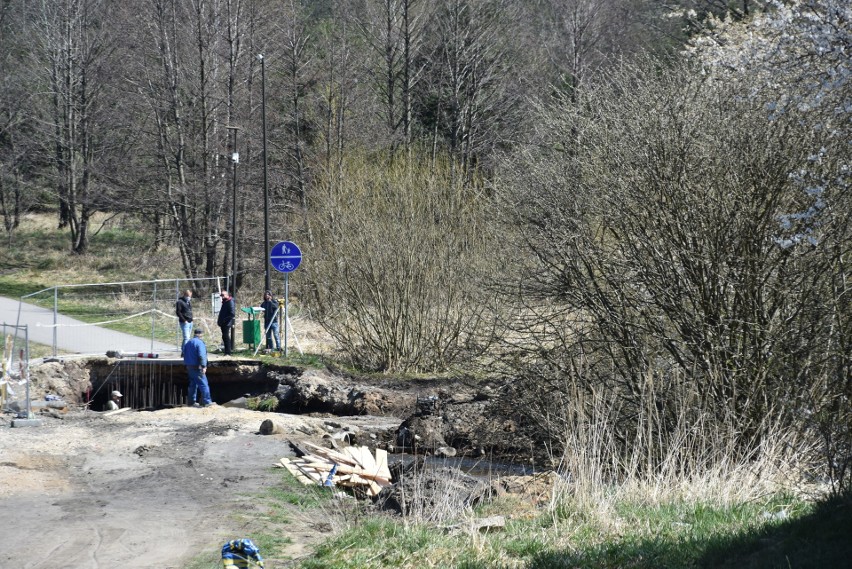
left=389, top=453, right=538, bottom=478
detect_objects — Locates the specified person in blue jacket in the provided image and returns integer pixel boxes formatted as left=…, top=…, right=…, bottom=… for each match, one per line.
left=218, top=289, right=236, bottom=355
left=183, top=327, right=212, bottom=407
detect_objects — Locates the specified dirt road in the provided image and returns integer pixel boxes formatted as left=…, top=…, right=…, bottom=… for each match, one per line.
left=0, top=405, right=393, bottom=568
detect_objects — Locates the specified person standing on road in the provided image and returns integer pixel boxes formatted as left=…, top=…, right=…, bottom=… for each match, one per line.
left=183, top=328, right=212, bottom=407
left=176, top=289, right=193, bottom=355
left=105, top=390, right=122, bottom=410
left=217, top=289, right=236, bottom=355
left=259, top=290, right=281, bottom=351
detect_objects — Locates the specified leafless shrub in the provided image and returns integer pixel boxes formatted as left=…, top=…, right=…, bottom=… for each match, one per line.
left=306, top=151, right=500, bottom=373
left=497, top=58, right=850, bottom=489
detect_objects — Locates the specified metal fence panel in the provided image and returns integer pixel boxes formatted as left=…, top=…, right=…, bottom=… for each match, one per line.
left=17, top=277, right=227, bottom=356
left=1, top=324, right=31, bottom=416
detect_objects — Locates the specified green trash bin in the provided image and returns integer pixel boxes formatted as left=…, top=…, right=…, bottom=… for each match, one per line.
left=241, top=307, right=264, bottom=350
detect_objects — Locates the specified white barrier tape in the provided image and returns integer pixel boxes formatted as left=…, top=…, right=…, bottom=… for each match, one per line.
left=35, top=309, right=178, bottom=328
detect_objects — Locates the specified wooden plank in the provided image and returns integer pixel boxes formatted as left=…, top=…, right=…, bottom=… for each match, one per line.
left=347, top=473, right=369, bottom=485
left=302, top=458, right=391, bottom=484
left=279, top=458, right=314, bottom=485
left=289, top=441, right=312, bottom=457
left=358, top=446, right=379, bottom=475
left=366, top=479, right=383, bottom=497
left=375, top=448, right=391, bottom=480
left=103, top=407, right=132, bottom=417
left=285, top=458, right=325, bottom=483
left=303, top=442, right=359, bottom=466
left=343, top=446, right=365, bottom=469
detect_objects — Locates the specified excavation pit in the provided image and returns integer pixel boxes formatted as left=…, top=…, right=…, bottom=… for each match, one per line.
left=87, top=357, right=284, bottom=411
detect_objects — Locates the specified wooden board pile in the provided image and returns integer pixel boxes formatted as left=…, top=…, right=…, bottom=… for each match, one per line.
left=278, top=441, right=393, bottom=497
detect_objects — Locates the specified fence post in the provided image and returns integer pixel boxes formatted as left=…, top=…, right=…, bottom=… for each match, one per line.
left=24, top=325, right=31, bottom=419
left=151, top=282, right=157, bottom=352
left=175, top=279, right=180, bottom=349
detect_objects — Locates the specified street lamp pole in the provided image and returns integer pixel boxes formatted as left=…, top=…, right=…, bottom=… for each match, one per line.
left=225, top=125, right=240, bottom=295
left=258, top=54, right=270, bottom=292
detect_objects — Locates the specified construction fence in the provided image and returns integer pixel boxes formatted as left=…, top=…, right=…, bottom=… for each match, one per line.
left=1, top=323, right=32, bottom=417
left=16, top=277, right=229, bottom=357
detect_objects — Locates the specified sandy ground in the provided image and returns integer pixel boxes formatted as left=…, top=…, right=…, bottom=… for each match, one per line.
left=0, top=405, right=399, bottom=568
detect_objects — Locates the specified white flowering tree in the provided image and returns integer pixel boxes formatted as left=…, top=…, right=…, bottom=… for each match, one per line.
left=689, top=0, right=851, bottom=489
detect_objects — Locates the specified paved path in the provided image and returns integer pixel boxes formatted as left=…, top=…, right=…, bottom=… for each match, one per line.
left=0, top=296, right=177, bottom=356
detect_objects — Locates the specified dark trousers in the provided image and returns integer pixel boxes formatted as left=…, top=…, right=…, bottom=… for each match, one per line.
left=220, top=324, right=234, bottom=355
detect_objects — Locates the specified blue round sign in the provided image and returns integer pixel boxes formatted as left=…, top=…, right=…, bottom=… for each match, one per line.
left=270, top=241, right=302, bottom=273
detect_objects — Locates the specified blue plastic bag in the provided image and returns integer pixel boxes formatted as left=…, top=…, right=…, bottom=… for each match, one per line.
left=221, top=538, right=264, bottom=568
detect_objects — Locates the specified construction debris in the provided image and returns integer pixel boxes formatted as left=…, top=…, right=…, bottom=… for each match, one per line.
left=277, top=441, right=392, bottom=497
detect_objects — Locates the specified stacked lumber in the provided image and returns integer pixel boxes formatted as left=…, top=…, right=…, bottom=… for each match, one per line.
left=278, top=441, right=393, bottom=497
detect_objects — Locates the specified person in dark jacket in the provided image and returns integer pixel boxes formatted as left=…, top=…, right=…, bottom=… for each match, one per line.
left=217, top=289, right=236, bottom=355
left=183, top=328, right=212, bottom=406
left=175, top=289, right=193, bottom=355
left=259, top=290, right=281, bottom=351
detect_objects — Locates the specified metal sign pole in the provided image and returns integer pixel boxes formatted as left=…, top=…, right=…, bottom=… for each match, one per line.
left=284, top=273, right=289, bottom=357
left=151, top=281, right=157, bottom=351
left=270, top=240, right=301, bottom=359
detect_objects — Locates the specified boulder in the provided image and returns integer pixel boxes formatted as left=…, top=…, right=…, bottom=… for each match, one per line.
left=271, top=369, right=415, bottom=416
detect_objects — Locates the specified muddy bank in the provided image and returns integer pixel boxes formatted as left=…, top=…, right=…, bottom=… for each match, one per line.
left=23, top=358, right=544, bottom=465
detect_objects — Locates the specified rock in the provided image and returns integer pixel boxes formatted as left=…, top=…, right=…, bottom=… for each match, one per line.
left=276, top=369, right=415, bottom=416
left=274, top=384, right=295, bottom=405
left=396, top=415, right=448, bottom=451
left=435, top=446, right=457, bottom=457
left=259, top=419, right=286, bottom=435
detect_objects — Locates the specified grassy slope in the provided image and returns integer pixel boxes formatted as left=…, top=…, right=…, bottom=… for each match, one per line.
left=0, top=214, right=182, bottom=292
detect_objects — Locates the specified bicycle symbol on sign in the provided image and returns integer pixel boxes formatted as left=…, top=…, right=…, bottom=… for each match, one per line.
left=278, top=261, right=295, bottom=271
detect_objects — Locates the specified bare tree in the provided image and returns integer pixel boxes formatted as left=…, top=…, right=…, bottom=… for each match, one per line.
left=27, top=0, right=119, bottom=254
left=127, top=0, right=266, bottom=283
left=421, top=0, right=520, bottom=181
left=0, top=0, right=29, bottom=237
left=349, top=0, right=429, bottom=155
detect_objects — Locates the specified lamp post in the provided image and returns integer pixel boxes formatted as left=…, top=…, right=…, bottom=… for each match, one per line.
left=225, top=125, right=240, bottom=295
left=258, top=54, right=270, bottom=292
